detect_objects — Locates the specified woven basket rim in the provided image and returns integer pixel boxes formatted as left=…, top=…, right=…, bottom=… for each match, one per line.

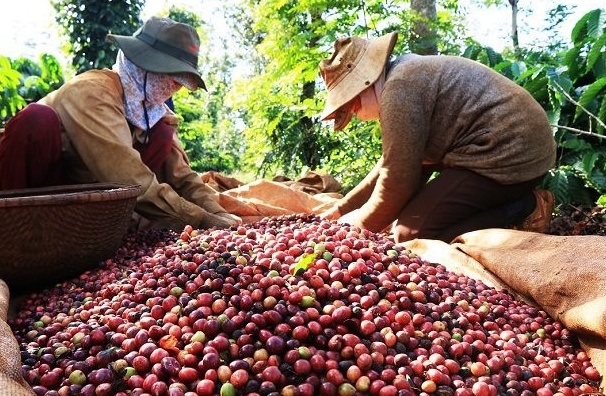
left=0, top=183, right=140, bottom=208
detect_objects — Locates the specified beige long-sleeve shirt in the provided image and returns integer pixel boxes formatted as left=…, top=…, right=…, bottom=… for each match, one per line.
left=337, top=54, right=557, bottom=232
left=39, top=69, right=232, bottom=230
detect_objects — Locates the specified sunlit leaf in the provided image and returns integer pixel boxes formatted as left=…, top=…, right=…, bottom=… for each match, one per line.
left=575, top=77, right=606, bottom=121
left=291, top=252, right=317, bottom=276
left=587, top=34, right=606, bottom=74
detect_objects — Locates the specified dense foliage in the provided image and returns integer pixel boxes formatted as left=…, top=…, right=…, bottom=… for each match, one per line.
left=461, top=8, right=606, bottom=206
left=1, top=1, right=605, bottom=208
left=0, top=54, right=64, bottom=121
left=225, top=0, right=469, bottom=188
left=166, top=8, right=243, bottom=176
left=51, top=0, right=145, bottom=73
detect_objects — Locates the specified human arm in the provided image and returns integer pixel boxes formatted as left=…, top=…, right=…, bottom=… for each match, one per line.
left=348, top=70, right=433, bottom=232
left=318, top=157, right=382, bottom=221
left=157, top=124, right=242, bottom=227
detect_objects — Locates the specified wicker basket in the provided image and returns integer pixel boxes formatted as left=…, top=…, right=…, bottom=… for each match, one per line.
left=0, top=183, right=140, bottom=293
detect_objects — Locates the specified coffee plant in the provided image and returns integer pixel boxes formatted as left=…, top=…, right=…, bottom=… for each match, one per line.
left=0, top=56, right=26, bottom=124
left=463, top=8, right=606, bottom=207
left=51, top=0, right=144, bottom=74
left=0, top=54, right=64, bottom=127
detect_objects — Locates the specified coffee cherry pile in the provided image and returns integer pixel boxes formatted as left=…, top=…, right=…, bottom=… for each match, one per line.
left=10, top=214, right=603, bottom=396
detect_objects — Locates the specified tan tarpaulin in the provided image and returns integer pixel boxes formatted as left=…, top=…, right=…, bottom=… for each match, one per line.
left=207, top=171, right=343, bottom=223
left=0, top=278, right=37, bottom=395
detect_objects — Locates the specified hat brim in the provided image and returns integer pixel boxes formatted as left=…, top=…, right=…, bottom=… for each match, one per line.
left=107, top=34, right=206, bottom=91
left=320, top=32, right=397, bottom=121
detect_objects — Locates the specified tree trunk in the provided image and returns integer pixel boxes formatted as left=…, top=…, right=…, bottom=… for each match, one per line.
left=410, top=0, right=438, bottom=55
left=509, top=0, right=520, bottom=56
left=300, top=14, right=321, bottom=169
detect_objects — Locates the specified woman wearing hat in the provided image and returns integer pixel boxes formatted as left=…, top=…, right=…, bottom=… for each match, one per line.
left=0, top=17, right=241, bottom=231
left=318, top=32, right=556, bottom=243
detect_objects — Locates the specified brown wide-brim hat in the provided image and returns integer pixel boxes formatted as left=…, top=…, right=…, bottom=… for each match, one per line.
left=319, top=32, right=398, bottom=121
left=107, top=16, right=206, bottom=90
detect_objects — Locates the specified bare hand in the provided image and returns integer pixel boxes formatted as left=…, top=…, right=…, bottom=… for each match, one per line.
left=319, top=205, right=341, bottom=220
left=200, top=212, right=242, bottom=229
left=216, top=212, right=243, bottom=225
left=339, top=209, right=363, bottom=227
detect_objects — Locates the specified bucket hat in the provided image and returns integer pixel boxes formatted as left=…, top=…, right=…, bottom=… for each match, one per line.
left=107, top=16, right=206, bottom=90
left=319, top=32, right=398, bottom=122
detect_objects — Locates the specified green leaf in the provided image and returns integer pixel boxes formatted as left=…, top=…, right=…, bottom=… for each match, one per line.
left=575, top=77, right=606, bottom=121
left=571, top=9, right=602, bottom=44
left=461, top=45, right=479, bottom=59
left=522, top=75, right=548, bottom=99
left=581, top=151, right=600, bottom=174
left=291, top=252, right=317, bottom=276
left=588, top=169, right=606, bottom=193
left=545, top=168, right=571, bottom=205
left=559, top=136, right=592, bottom=151
left=484, top=46, right=501, bottom=67
left=562, top=46, right=581, bottom=74
left=547, top=67, right=573, bottom=93
left=587, top=34, right=606, bottom=74
left=598, top=94, right=606, bottom=134
left=586, top=9, right=606, bottom=39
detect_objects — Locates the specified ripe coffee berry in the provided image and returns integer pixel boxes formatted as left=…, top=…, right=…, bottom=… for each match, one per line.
left=10, top=215, right=603, bottom=396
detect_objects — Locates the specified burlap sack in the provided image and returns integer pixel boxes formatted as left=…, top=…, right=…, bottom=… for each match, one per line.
left=401, top=238, right=537, bottom=307
left=404, top=229, right=606, bottom=390
left=273, top=171, right=342, bottom=195
left=0, top=279, right=34, bottom=395
left=450, top=229, right=606, bottom=335
left=217, top=179, right=341, bottom=223
left=200, top=170, right=244, bottom=192
left=201, top=170, right=342, bottom=195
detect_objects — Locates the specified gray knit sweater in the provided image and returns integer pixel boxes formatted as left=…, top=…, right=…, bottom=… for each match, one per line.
left=337, top=54, right=557, bottom=232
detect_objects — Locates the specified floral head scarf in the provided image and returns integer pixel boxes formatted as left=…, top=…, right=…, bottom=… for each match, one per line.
left=113, top=50, right=198, bottom=142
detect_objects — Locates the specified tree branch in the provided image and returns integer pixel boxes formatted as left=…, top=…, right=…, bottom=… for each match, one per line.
left=550, top=81, right=606, bottom=131
left=553, top=124, right=606, bottom=140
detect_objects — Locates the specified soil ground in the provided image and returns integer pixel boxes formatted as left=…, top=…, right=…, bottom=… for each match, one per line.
left=549, top=203, right=606, bottom=236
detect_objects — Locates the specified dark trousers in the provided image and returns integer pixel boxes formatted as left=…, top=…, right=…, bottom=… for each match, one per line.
left=0, top=103, right=64, bottom=190
left=0, top=103, right=174, bottom=190
left=393, top=168, right=542, bottom=243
